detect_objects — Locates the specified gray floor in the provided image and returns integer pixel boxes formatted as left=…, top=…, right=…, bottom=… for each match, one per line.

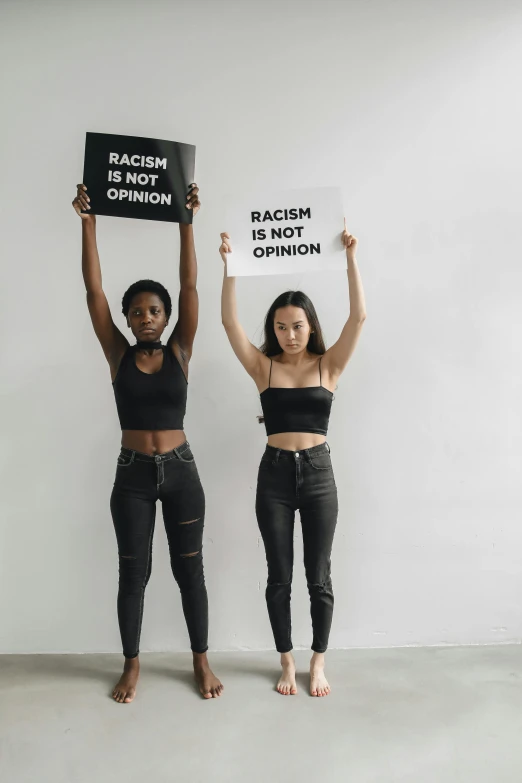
left=1, top=645, right=521, bottom=783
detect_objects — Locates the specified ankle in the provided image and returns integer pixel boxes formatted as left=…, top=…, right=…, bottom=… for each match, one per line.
left=124, top=656, right=140, bottom=671
left=280, top=652, right=295, bottom=668
left=193, top=651, right=209, bottom=668
left=310, top=652, right=325, bottom=669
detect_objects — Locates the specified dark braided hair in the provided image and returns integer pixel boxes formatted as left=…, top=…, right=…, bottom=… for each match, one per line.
left=121, top=280, right=172, bottom=319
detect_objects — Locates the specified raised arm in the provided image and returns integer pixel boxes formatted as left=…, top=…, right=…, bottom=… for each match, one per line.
left=219, top=233, right=269, bottom=386
left=168, top=184, right=200, bottom=362
left=322, top=221, right=367, bottom=379
left=72, top=184, right=128, bottom=371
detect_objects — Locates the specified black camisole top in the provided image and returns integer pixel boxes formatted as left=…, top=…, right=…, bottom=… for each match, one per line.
left=260, top=357, right=333, bottom=436
left=112, top=345, right=188, bottom=431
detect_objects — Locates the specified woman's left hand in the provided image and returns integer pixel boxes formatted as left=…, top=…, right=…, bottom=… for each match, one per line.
left=342, top=218, right=358, bottom=262
left=186, top=183, right=201, bottom=217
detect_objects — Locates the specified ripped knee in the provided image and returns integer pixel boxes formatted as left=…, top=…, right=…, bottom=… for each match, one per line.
left=307, top=579, right=333, bottom=594
left=178, top=518, right=201, bottom=526
left=180, top=550, right=200, bottom=559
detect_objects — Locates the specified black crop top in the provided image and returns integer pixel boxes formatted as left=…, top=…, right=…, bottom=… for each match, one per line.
left=112, top=346, right=187, bottom=431
left=260, top=357, right=333, bottom=436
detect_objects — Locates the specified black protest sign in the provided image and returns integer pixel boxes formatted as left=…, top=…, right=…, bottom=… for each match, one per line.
left=82, top=132, right=195, bottom=223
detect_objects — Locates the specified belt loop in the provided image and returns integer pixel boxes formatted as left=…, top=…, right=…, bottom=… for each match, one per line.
left=326, top=442, right=330, bottom=453
left=275, top=448, right=281, bottom=463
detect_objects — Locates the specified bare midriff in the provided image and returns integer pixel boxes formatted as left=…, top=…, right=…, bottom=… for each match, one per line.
left=121, top=429, right=187, bottom=456
left=266, top=432, right=327, bottom=452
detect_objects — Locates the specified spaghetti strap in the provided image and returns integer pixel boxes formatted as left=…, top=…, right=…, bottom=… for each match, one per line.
left=268, top=358, right=273, bottom=388
left=318, top=356, right=323, bottom=387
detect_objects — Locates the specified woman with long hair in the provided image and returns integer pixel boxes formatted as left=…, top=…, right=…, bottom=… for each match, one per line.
left=72, top=183, right=223, bottom=702
left=220, top=222, right=366, bottom=696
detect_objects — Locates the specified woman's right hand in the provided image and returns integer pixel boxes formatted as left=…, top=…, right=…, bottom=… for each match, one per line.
left=72, top=184, right=94, bottom=221
left=219, top=232, right=231, bottom=263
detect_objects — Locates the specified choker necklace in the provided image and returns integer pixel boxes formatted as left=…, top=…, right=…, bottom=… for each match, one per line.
left=136, top=341, right=163, bottom=351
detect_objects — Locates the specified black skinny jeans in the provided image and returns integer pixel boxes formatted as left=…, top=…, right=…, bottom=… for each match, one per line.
left=255, top=442, right=338, bottom=654
left=110, top=441, right=208, bottom=658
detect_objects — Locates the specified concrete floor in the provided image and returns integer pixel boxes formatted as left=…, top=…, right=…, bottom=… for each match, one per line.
left=1, top=645, right=521, bottom=783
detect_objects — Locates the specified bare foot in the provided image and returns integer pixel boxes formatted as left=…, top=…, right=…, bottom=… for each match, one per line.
left=112, top=657, right=140, bottom=703
left=310, top=652, right=330, bottom=697
left=193, top=652, right=223, bottom=699
left=277, top=652, right=297, bottom=695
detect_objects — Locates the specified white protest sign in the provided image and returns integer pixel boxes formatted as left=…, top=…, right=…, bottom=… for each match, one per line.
left=225, top=187, right=346, bottom=277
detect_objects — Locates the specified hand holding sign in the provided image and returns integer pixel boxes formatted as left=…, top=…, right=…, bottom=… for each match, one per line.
left=186, top=184, right=201, bottom=217
left=219, top=232, right=232, bottom=264
left=72, top=184, right=95, bottom=222
left=341, top=219, right=358, bottom=263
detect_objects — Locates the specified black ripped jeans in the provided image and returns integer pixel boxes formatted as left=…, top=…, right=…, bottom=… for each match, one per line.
left=256, top=443, right=338, bottom=654
left=110, top=441, right=208, bottom=659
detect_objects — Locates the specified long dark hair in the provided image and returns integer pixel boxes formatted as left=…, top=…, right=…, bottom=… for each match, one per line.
left=260, top=291, right=326, bottom=356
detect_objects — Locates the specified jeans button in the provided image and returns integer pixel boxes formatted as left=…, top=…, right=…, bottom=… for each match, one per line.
left=155, top=455, right=161, bottom=464
left=295, top=452, right=300, bottom=459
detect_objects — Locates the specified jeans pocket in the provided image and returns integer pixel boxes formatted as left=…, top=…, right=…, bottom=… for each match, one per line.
left=117, top=451, right=135, bottom=468
left=308, top=453, right=332, bottom=471
left=177, top=445, right=195, bottom=463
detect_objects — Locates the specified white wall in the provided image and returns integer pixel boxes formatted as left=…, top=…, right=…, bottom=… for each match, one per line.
left=1, top=0, right=521, bottom=654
